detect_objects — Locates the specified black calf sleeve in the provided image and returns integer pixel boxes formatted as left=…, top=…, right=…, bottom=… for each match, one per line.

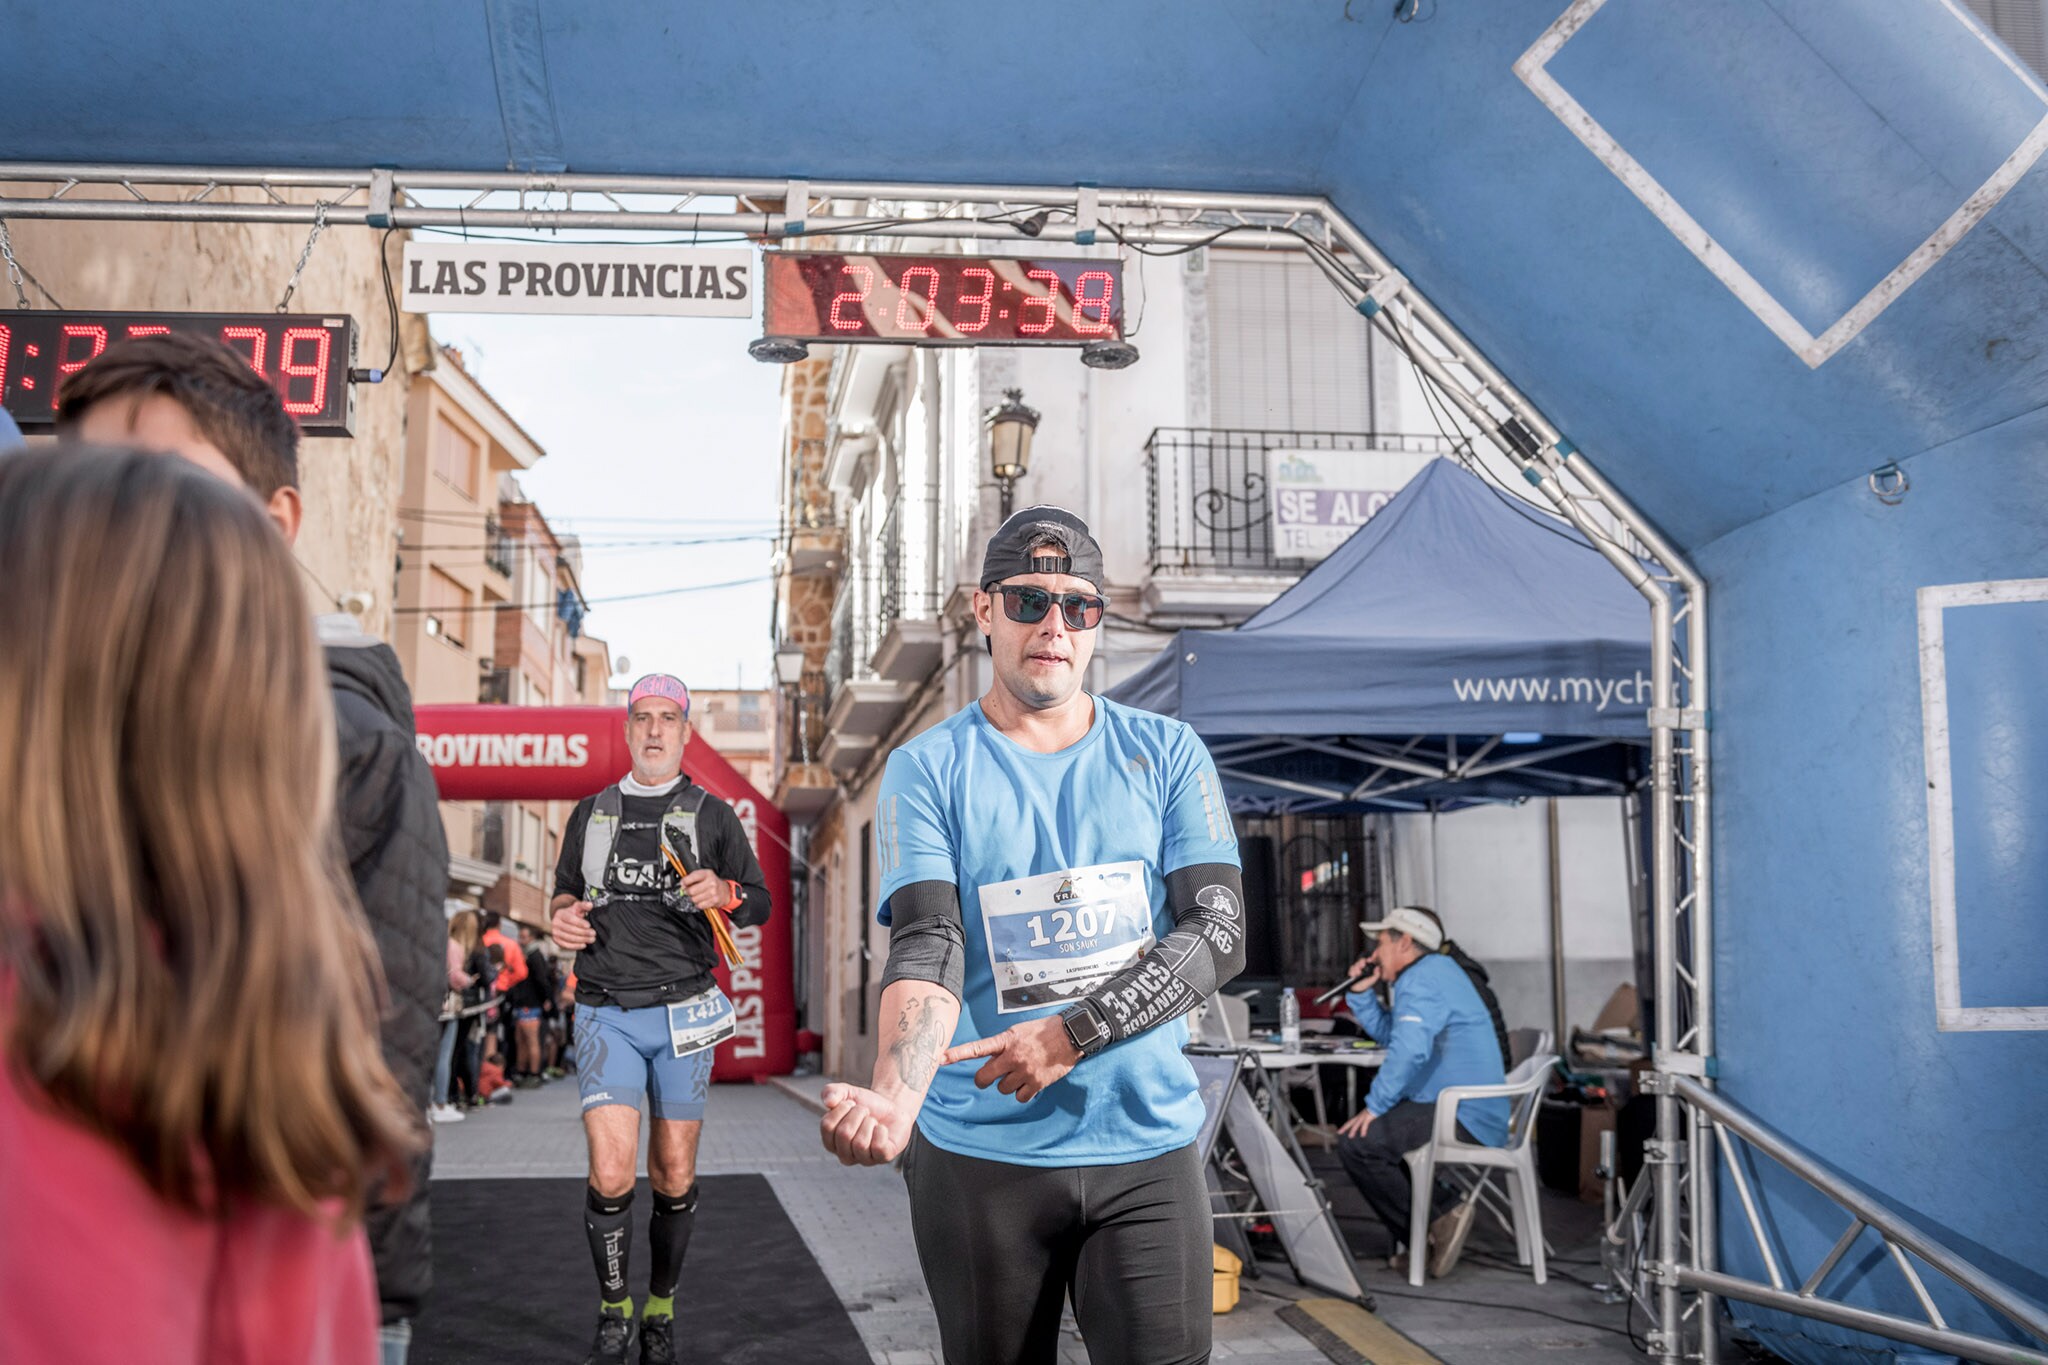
left=647, top=1185, right=699, bottom=1300
left=585, top=1185, right=635, bottom=1303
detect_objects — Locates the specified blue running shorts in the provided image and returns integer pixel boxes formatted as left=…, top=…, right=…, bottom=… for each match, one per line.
left=573, top=1003, right=716, bottom=1121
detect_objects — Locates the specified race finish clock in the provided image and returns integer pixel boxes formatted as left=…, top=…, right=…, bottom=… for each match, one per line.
left=0, top=311, right=359, bottom=436
left=762, top=252, right=1123, bottom=346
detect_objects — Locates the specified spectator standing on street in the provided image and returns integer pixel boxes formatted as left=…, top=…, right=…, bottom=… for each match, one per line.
left=434, top=913, right=482, bottom=1123
left=481, top=911, right=528, bottom=1073
left=511, top=924, right=559, bottom=1087
left=0, top=447, right=420, bottom=1365
left=59, top=334, right=451, bottom=1364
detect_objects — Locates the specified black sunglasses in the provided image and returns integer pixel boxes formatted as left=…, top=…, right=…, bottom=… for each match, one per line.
left=993, top=584, right=1105, bottom=631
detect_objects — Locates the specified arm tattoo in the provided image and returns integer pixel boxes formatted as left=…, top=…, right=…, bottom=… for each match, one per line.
left=888, top=996, right=948, bottom=1092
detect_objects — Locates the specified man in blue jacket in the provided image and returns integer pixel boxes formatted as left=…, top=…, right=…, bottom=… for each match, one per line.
left=1338, top=906, right=1508, bottom=1277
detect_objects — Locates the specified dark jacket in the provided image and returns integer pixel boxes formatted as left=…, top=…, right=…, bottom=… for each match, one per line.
left=322, top=615, right=449, bottom=1326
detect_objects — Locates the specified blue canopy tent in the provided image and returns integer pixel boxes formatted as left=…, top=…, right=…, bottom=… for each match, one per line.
left=1109, top=458, right=1652, bottom=813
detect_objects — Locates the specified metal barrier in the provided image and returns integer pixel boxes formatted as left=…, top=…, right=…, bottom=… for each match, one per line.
left=1604, top=1076, right=2048, bottom=1365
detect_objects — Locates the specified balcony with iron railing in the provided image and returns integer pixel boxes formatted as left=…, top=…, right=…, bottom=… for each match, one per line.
left=871, top=492, right=945, bottom=683
left=773, top=670, right=836, bottom=819
left=484, top=515, right=514, bottom=578
left=817, top=492, right=947, bottom=773
left=1142, top=427, right=1456, bottom=619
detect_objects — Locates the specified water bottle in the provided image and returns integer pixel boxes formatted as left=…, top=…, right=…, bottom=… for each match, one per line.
left=1279, top=987, right=1301, bottom=1051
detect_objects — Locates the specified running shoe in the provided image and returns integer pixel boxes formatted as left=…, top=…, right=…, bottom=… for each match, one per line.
left=583, top=1306, right=636, bottom=1365
left=1427, top=1195, right=1480, bottom=1278
left=638, top=1314, right=675, bottom=1365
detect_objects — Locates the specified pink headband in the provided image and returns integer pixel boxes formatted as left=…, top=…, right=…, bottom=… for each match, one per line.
left=627, top=673, right=690, bottom=716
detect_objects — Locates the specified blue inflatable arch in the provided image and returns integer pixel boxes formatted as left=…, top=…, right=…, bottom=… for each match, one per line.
left=4, top=3, right=2044, bottom=1359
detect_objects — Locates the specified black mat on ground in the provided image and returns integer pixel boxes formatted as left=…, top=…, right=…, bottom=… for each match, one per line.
left=413, top=1176, right=868, bottom=1365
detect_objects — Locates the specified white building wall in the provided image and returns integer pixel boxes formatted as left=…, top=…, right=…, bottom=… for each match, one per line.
left=1388, top=798, right=1637, bottom=1039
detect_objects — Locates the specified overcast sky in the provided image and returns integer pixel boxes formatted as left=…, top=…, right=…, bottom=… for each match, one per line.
left=429, top=306, right=782, bottom=692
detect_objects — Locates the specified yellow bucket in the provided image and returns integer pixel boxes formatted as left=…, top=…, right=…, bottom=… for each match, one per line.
left=1212, top=1243, right=1243, bottom=1314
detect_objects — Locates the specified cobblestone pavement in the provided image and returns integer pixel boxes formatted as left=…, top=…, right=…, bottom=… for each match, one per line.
left=432, top=1075, right=1652, bottom=1364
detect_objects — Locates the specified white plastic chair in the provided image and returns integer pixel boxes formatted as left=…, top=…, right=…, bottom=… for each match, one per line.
left=1401, top=1053, right=1559, bottom=1287
left=1506, top=1027, right=1552, bottom=1069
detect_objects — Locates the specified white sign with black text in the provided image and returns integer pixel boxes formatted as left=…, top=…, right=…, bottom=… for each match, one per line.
left=400, top=242, right=755, bottom=317
left=1266, top=447, right=1440, bottom=561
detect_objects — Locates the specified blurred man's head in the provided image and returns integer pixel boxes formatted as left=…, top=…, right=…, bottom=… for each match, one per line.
left=1362, top=906, right=1443, bottom=981
left=56, top=332, right=303, bottom=542
left=625, top=674, right=691, bottom=786
left=974, top=506, right=1106, bottom=712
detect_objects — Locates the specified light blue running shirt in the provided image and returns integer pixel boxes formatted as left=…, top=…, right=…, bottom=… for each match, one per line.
left=876, top=695, right=1240, bottom=1167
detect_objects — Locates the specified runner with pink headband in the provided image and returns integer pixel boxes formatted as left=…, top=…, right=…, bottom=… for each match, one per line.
left=626, top=673, right=691, bottom=714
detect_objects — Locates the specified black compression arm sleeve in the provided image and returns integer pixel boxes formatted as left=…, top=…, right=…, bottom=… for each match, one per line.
left=879, top=880, right=966, bottom=1001
left=1077, top=863, right=1247, bottom=1047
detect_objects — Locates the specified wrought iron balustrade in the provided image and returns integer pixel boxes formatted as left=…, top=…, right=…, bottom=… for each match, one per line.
left=875, top=493, right=942, bottom=634
left=783, top=672, right=828, bottom=767
left=1144, top=427, right=1456, bottom=573
left=483, top=515, right=513, bottom=577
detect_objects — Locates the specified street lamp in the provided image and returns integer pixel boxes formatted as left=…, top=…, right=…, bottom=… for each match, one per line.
left=773, top=642, right=811, bottom=766
left=983, top=387, right=1039, bottom=519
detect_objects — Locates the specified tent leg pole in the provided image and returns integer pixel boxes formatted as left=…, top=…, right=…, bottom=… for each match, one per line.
left=1548, top=798, right=1568, bottom=1059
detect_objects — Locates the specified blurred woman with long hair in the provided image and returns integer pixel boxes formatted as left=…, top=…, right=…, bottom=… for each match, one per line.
left=434, top=910, right=483, bottom=1120
left=0, top=447, right=421, bottom=1365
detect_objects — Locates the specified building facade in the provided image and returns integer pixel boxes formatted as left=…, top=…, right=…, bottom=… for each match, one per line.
left=691, top=689, right=775, bottom=796
left=392, top=345, right=604, bottom=921
left=4, top=201, right=428, bottom=638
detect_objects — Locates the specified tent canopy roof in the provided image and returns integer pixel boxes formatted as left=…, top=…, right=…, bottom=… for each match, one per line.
left=5, top=2, right=2043, bottom=556
left=1106, top=460, right=1651, bottom=811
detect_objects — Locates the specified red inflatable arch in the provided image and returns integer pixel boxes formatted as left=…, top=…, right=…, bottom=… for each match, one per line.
left=413, top=704, right=795, bottom=1080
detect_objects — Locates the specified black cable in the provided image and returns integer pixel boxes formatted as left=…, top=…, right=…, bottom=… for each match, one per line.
left=390, top=573, right=769, bottom=613
left=401, top=533, right=772, bottom=552
left=378, top=227, right=400, bottom=375
left=1382, top=317, right=1629, bottom=562
left=1104, top=221, right=1239, bottom=258
left=1626, top=1220, right=1648, bottom=1353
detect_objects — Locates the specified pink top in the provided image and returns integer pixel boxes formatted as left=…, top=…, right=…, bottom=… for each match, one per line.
left=447, top=936, right=475, bottom=990
left=0, top=1054, right=380, bottom=1365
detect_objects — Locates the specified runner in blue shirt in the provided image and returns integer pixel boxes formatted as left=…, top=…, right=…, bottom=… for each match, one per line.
left=819, top=506, right=1246, bottom=1365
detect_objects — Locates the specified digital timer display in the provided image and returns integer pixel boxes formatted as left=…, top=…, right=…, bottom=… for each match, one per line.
left=762, top=253, right=1123, bottom=346
left=0, top=311, right=358, bottom=437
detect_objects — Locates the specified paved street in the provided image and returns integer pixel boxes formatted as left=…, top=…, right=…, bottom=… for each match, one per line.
left=431, top=1075, right=1654, bottom=1365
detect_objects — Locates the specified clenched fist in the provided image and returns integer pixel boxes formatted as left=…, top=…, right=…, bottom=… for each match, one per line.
left=551, top=899, right=596, bottom=950
left=819, top=1082, right=915, bottom=1165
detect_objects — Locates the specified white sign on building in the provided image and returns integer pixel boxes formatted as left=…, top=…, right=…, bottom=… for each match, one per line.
left=400, top=242, right=754, bottom=317
left=1266, top=447, right=1439, bottom=561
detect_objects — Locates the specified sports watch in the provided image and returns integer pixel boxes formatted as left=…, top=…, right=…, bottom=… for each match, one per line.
left=1059, top=1001, right=1112, bottom=1058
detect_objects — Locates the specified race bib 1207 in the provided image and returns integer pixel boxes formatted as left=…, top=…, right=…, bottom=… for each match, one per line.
left=978, top=861, right=1154, bottom=1014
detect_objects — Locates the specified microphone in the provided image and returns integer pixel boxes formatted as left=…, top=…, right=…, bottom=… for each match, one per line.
left=1314, top=972, right=1376, bottom=1007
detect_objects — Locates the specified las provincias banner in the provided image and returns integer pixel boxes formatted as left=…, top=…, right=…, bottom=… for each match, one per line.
left=412, top=705, right=795, bottom=1080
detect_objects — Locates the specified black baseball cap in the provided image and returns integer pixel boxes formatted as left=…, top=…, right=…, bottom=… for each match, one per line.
left=979, top=505, right=1105, bottom=592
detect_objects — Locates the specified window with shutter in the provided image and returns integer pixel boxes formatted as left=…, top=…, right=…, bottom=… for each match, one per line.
left=1208, top=254, right=1396, bottom=433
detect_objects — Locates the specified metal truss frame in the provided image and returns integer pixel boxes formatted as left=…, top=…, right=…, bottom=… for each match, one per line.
left=5, top=161, right=2024, bottom=1363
